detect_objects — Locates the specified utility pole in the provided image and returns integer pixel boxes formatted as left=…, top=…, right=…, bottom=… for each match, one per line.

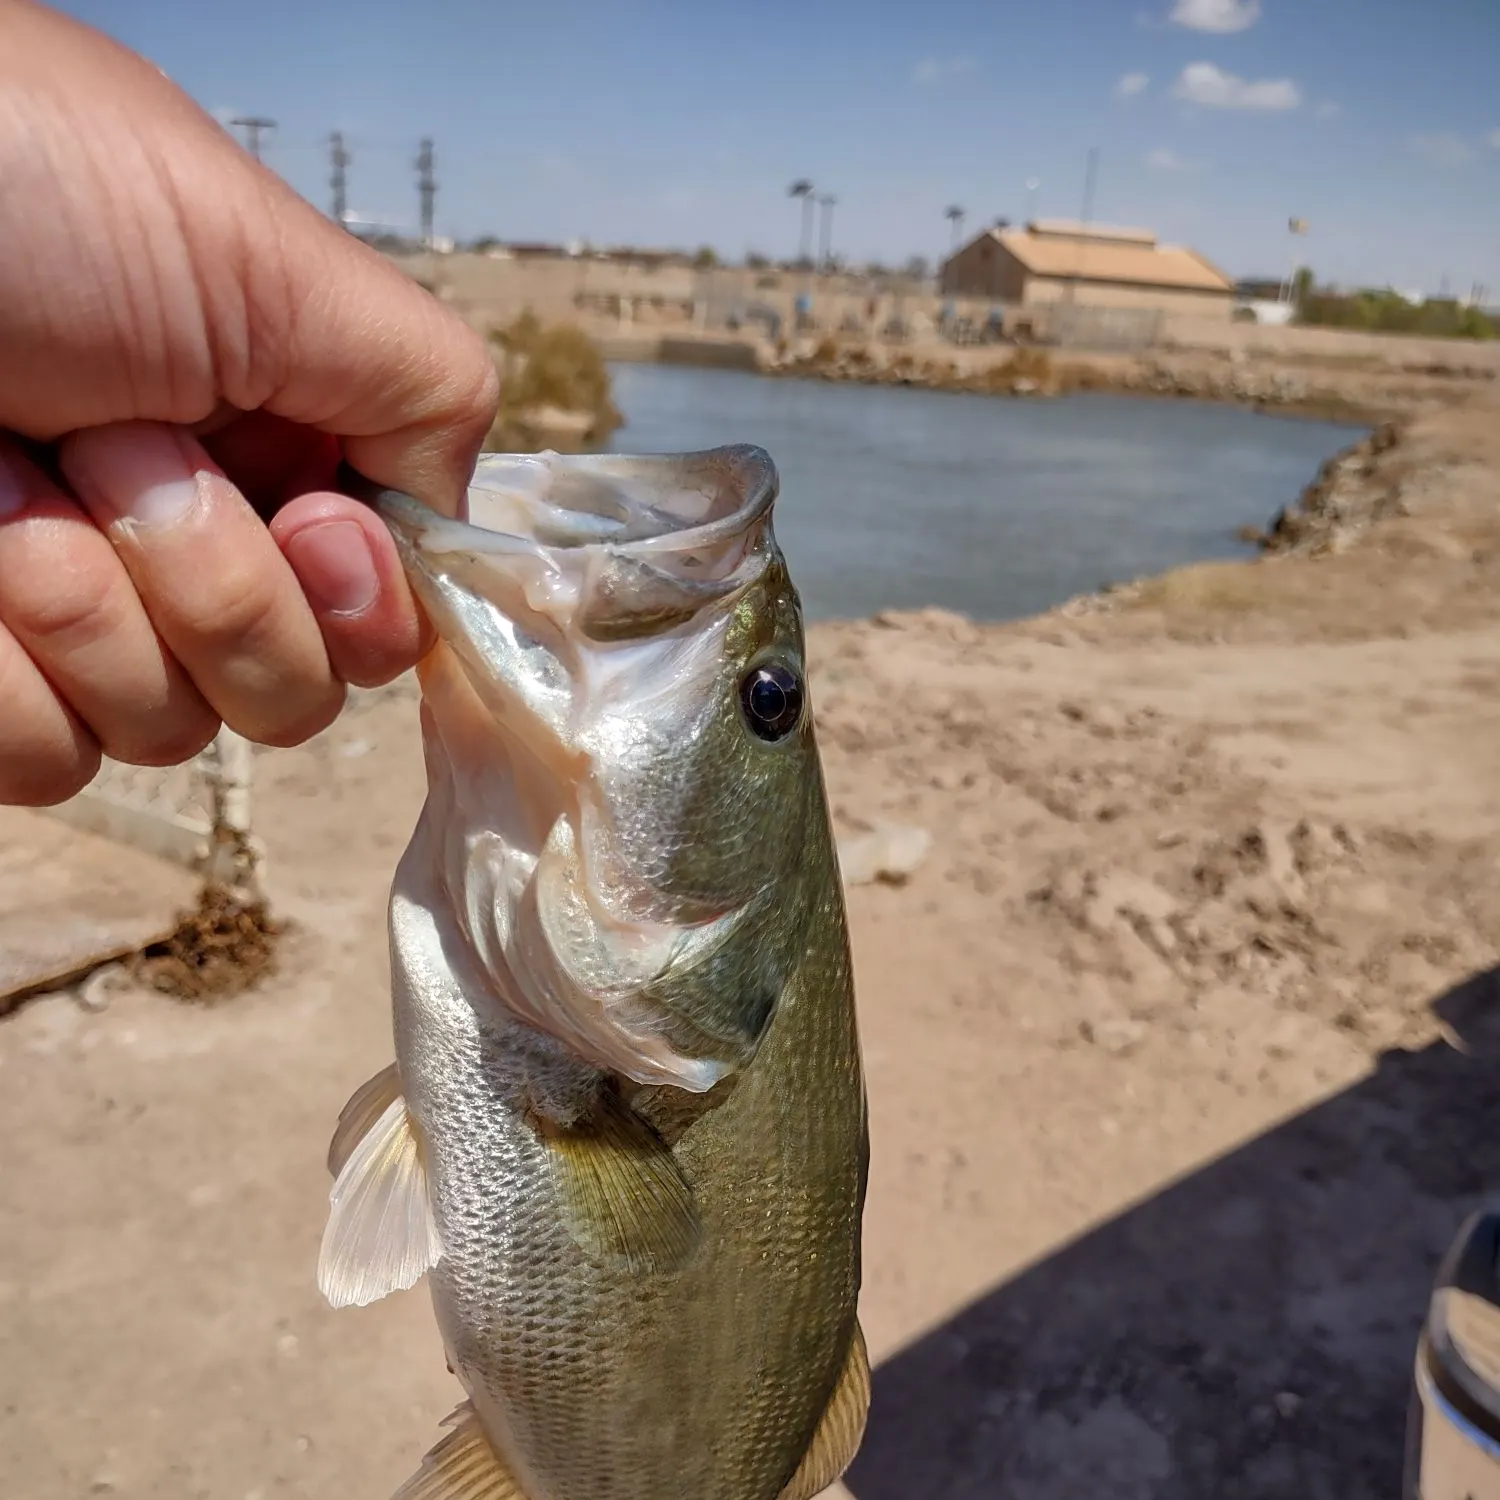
left=232, top=116, right=276, bottom=162
left=1066, top=147, right=1099, bottom=304
left=329, top=132, right=350, bottom=226
left=1079, top=147, right=1099, bottom=232
left=416, top=137, right=436, bottom=249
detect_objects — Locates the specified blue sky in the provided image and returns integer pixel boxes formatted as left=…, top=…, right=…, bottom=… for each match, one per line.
left=64, top=0, right=1500, bottom=295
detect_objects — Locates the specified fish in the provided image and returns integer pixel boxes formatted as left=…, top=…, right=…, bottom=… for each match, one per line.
left=317, top=445, right=870, bottom=1500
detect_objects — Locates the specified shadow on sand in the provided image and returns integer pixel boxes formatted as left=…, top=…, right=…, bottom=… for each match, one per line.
left=845, top=967, right=1500, bottom=1500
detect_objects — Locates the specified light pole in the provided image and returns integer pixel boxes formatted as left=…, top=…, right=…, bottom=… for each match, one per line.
left=945, top=204, right=966, bottom=251
left=1283, top=216, right=1309, bottom=306
left=788, top=180, right=815, bottom=266
left=1024, top=177, right=1040, bottom=225
left=817, top=193, right=837, bottom=271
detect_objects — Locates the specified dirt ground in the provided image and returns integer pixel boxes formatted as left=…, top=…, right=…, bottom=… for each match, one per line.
left=3, top=373, right=1500, bottom=1500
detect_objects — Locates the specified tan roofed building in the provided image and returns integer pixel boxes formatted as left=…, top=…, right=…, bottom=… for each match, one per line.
left=941, top=219, right=1235, bottom=319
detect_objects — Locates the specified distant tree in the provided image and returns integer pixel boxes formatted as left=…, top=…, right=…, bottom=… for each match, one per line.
left=902, top=255, right=931, bottom=281
left=468, top=235, right=502, bottom=253
left=745, top=251, right=770, bottom=269
left=864, top=261, right=890, bottom=278
left=692, top=245, right=719, bottom=269
left=1291, top=266, right=1315, bottom=307
left=1296, top=286, right=1496, bottom=339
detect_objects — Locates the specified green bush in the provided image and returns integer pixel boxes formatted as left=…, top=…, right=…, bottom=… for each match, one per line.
left=1298, top=289, right=1496, bottom=340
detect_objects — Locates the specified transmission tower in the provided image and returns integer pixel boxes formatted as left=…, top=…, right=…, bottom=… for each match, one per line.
left=416, top=138, right=436, bottom=248
left=330, top=132, right=350, bottom=225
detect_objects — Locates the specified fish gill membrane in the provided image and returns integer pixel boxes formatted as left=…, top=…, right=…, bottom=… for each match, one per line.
left=317, top=449, right=871, bottom=1500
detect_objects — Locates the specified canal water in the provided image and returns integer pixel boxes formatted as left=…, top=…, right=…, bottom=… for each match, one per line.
left=605, top=363, right=1367, bottom=623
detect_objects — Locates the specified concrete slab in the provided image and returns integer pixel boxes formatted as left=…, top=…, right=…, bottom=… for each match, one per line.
left=0, top=806, right=199, bottom=1007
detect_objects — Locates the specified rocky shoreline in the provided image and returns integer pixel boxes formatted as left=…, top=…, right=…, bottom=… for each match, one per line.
left=759, top=334, right=1495, bottom=429
left=1256, top=421, right=1406, bottom=555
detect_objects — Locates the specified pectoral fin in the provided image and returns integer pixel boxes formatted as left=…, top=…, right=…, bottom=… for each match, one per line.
left=327, top=1062, right=401, bottom=1177
left=393, top=1401, right=525, bottom=1500
left=544, top=1086, right=701, bottom=1273
left=318, top=1066, right=442, bottom=1309
left=778, top=1321, right=872, bottom=1500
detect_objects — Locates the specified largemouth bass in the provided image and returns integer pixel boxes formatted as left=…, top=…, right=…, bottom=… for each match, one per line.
left=318, top=446, right=869, bottom=1500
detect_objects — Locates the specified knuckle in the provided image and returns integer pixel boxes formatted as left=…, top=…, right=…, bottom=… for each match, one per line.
left=179, top=564, right=285, bottom=654
left=5, top=560, right=125, bottom=656
left=1, top=744, right=101, bottom=807
left=236, top=680, right=345, bottom=750
left=105, top=711, right=220, bottom=770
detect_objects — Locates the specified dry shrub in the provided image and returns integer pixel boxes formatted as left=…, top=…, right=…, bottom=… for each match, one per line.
left=132, top=885, right=281, bottom=1002
left=486, top=313, right=623, bottom=452
left=1128, top=559, right=1272, bottom=617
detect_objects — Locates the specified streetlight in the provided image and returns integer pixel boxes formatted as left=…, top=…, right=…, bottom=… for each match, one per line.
left=1283, top=216, right=1309, bottom=306
left=1024, top=177, right=1040, bottom=225
left=817, top=193, right=837, bottom=271
left=787, top=180, right=815, bottom=267
left=945, top=204, right=966, bottom=251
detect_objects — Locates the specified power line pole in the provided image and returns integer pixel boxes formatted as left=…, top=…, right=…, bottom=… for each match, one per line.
left=1080, top=146, right=1099, bottom=231
left=416, top=137, right=436, bottom=249
left=330, top=132, right=350, bottom=225
left=231, top=116, right=276, bottom=162
left=1066, top=146, right=1099, bottom=304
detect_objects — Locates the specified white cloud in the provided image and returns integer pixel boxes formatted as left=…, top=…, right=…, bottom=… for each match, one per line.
left=1115, top=72, right=1150, bottom=100
left=1147, top=148, right=1193, bottom=172
left=1408, top=133, right=1475, bottom=169
left=1172, top=61, right=1300, bottom=111
left=1170, top=0, right=1261, bottom=31
left=912, top=56, right=977, bottom=85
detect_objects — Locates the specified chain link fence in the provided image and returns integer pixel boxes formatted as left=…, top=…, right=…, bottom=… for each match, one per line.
left=40, top=728, right=265, bottom=902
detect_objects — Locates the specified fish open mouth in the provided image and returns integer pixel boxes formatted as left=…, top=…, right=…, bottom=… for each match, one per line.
left=343, top=445, right=779, bottom=644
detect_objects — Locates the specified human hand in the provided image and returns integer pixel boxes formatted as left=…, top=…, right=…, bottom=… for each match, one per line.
left=0, top=0, right=498, bottom=805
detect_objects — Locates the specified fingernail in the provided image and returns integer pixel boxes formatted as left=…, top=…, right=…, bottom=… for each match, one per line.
left=284, top=520, right=380, bottom=617
left=63, top=423, right=203, bottom=530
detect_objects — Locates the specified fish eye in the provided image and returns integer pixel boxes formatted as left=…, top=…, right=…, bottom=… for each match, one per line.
left=740, top=661, right=804, bottom=742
